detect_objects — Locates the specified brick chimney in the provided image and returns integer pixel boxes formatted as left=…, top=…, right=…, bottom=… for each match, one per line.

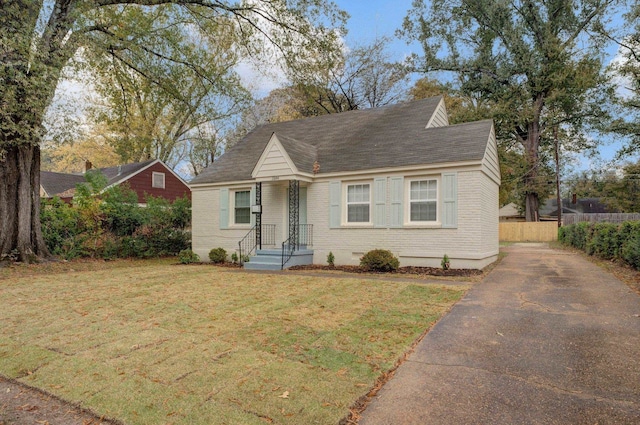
left=83, top=160, right=93, bottom=173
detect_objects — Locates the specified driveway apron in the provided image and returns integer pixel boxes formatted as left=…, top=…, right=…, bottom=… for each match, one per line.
left=359, top=243, right=640, bottom=424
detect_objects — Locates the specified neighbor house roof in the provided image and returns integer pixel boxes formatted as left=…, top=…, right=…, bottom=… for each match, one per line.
left=96, top=159, right=158, bottom=187
left=191, top=97, right=494, bottom=185
left=40, top=171, right=86, bottom=198
left=541, top=197, right=618, bottom=216
left=40, top=159, right=181, bottom=199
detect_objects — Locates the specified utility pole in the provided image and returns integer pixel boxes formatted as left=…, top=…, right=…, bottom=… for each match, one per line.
left=554, top=125, right=562, bottom=228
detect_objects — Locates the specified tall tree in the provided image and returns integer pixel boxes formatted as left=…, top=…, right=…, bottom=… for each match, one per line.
left=293, top=37, right=410, bottom=114
left=608, top=4, right=640, bottom=155
left=402, top=0, right=618, bottom=221
left=85, top=12, right=250, bottom=168
left=0, top=0, right=346, bottom=262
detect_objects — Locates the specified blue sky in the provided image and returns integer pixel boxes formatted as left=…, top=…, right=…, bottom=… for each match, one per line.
left=334, top=0, right=416, bottom=55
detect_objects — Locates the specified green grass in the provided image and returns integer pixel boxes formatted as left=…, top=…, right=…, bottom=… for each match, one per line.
left=0, top=259, right=467, bottom=424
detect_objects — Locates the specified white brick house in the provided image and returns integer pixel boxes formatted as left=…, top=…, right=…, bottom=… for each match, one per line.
left=190, top=97, right=500, bottom=270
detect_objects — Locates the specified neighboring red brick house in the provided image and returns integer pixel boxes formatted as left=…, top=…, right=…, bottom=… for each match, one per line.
left=40, top=159, right=191, bottom=204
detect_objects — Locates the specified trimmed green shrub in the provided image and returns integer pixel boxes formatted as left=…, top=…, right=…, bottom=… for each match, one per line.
left=360, top=249, right=399, bottom=272
left=179, top=249, right=200, bottom=264
left=586, top=223, right=618, bottom=259
left=441, top=254, right=450, bottom=270
left=230, top=252, right=239, bottom=264
left=621, top=233, right=640, bottom=269
left=560, top=220, right=640, bottom=270
left=327, top=251, right=335, bottom=267
left=209, top=247, right=227, bottom=264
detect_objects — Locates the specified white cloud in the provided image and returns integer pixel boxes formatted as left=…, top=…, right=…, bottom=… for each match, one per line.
left=235, top=59, right=289, bottom=99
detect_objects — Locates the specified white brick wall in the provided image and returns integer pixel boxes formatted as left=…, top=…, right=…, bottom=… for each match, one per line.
left=192, top=169, right=499, bottom=269
left=308, top=170, right=496, bottom=269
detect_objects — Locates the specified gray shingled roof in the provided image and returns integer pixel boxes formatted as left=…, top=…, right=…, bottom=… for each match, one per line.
left=98, top=159, right=156, bottom=186
left=190, top=97, right=493, bottom=185
left=41, top=160, right=158, bottom=197
left=40, top=171, right=86, bottom=197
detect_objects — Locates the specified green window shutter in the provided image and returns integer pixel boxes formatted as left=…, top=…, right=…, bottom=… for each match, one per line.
left=299, top=187, right=308, bottom=225
left=329, top=181, right=341, bottom=228
left=390, top=177, right=403, bottom=227
left=250, top=186, right=256, bottom=226
left=442, top=172, right=458, bottom=228
left=373, top=177, right=387, bottom=228
left=219, top=188, right=229, bottom=229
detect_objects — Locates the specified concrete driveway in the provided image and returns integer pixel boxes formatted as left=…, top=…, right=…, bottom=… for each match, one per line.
left=359, top=243, right=640, bottom=424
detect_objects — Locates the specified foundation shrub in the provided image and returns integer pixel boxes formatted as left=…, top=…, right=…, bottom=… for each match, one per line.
left=178, top=249, right=200, bottom=264
left=360, top=249, right=400, bottom=272
left=208, top=247, right=227, bottom=264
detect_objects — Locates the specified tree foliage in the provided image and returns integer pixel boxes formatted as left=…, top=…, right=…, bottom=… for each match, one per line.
left=402, top=0, right=618, bottom=221
left=41, top=177, right=192, bottom=260
left=566, top=161, right=640, bottom=212
left=607, top=4, right=640, bottom=156
left=84, top=11, right=251, bottom=170
left=294, top=37, right=410, bottom=114
left=0, top=0, right=347, bottom=262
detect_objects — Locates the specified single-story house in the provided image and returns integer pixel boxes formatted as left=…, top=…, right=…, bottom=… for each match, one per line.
left=41, top=159, right=191, bottom=204
left=190, top=96, right=501, bottom=270
left=499, top=203, right=522, bottom=222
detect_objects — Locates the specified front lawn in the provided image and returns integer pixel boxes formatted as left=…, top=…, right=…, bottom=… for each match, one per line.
left=0, top=259, right=467, bottom=424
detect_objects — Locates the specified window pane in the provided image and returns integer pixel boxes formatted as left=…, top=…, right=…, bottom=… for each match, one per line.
left=235, top=191, right=250, bottom=207
left=427, top=180, right=437, bottom=199
left=348, top=184, right=370, bottom=202
left=411, top=201, right=437, bottom=221
left=348, top=204, right=370, bottom=222
left=235, top=208, right=250, bottom=224
left=411, top=180, right=437, bottom=201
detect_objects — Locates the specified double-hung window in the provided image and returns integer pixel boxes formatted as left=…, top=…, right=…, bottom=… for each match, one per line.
left=346, top=183, right=370, bottom=223
left=409, top=179, right=437, bottom=222
left=234, top=190, right=251, bottom=224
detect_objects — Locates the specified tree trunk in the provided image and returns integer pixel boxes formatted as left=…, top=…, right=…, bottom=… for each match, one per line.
left=523, top=94, right=545, bottom=222
left=523, top=124, right=541, bottom=222
left=0, top=145, right=50, bottom=263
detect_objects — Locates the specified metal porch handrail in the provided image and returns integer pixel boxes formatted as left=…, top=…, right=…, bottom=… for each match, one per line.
left=281, top=224, right=313, bottom=269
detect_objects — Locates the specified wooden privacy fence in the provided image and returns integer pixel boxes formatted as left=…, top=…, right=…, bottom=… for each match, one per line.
left=499, top=222, right=558, bottom=242
left=563, top=213, right=640, bottom=225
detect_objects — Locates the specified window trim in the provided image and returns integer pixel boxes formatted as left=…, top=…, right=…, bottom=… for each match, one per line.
left=405, top=177, right=440, bottom=226
left=231, top=189, right=252, bottom=227
left=344, top=182, right=372, bottom=225
left=152, top=172, right=165, bottom=189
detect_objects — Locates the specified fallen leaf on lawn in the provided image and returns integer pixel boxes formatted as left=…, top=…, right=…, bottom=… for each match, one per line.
left=278, top=391, right=289, bottom=399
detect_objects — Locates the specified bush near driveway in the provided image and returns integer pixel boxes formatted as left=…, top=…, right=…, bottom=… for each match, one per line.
left=0, top=260, right=467, bottom=425
left=559, top=221, right=640, bottom=270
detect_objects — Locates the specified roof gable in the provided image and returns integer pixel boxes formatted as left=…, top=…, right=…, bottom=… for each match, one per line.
left=251, top=133, right=300, bottom=180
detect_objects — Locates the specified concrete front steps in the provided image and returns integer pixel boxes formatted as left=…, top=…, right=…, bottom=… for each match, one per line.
left=243, top=248, right=314, bottom=271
